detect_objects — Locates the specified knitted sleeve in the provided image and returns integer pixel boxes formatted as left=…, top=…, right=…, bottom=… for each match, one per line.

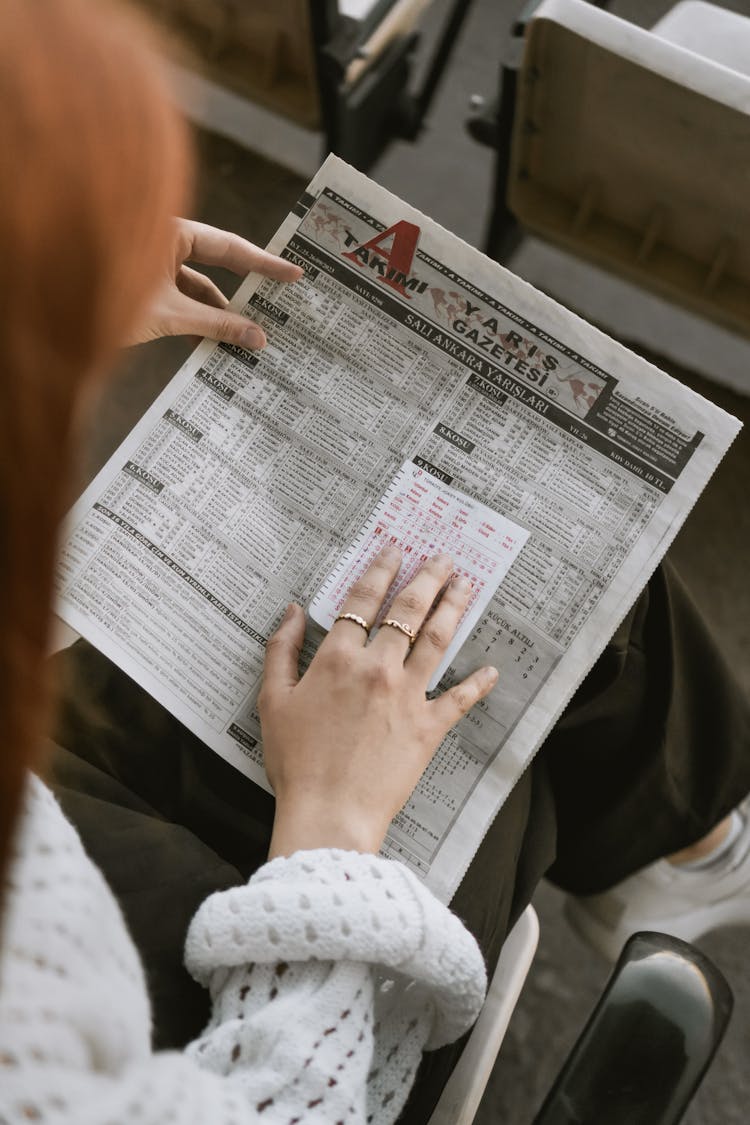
left=0, top=780, right=486, bottom=1125
left=182, top=849, right=487, bottom=1124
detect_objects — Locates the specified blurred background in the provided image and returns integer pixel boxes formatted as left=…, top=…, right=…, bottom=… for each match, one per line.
left=89, top=1, right=750, bottom=1120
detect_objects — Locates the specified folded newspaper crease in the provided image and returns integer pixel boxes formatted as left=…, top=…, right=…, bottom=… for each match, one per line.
left=55, top=156, right=741, bottom=902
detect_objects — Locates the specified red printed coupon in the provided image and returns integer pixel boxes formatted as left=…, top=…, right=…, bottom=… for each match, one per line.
left=310, top=461, right=529, bottom=688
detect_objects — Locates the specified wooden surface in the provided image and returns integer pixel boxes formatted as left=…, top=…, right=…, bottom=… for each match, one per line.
left=509, top=0, right=750, bottom=337
left=135, top=0, right=322, bottom=126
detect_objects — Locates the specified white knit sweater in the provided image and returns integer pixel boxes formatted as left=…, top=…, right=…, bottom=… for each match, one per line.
left=0, top=777, right=486, bottom=1124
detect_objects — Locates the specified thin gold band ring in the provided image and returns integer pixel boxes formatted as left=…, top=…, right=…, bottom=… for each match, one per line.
left=334, top=612, right=371, bottom=635
left=381, top=618, right=418, bottom=646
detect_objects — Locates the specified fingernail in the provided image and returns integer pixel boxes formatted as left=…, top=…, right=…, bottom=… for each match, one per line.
left=380, top=544, right=401, bottom=561
left=453, top=575, right=472, bottom=594
left=281, top=604, right=295, bottom=623
left=483, top=666, right=499, bottom=686
left=433, top=552, right=453, bottom=567
left=241, top=326, right=266, bottom=349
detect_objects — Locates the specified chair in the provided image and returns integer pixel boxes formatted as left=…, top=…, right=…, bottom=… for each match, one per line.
left=428, top=921, right=733, bottom=1125
left=134, top=0, right=480, bottom=173
left=429, top=904, right=540, bottom=1125
left=471, top=0, right=750, bottom=340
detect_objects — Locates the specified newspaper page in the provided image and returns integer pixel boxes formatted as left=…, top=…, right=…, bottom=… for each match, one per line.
left=55, top=155, right=741, bottom=902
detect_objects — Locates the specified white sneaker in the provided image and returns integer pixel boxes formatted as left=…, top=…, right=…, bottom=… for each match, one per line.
left=564, top=802, right=750, bottom=961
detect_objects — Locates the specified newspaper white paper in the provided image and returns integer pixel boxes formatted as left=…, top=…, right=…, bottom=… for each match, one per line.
left=309, top=459, right=529, bottom=689
left=55, top=155, right=741, bottom=902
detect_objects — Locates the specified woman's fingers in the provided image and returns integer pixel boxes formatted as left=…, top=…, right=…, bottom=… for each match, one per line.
left=126, top=219, right=302, bottom=347
left=431, top=665, right=499, bottom=729
left=326, top=545, right=403, bottom=649
left=180, top=219, right=304, bottom=282
left=406, top=573, right=474, bottom=682
left=162, top=288, right=268, bottom=348
left=176, top=264, right=228, bottom=308
left=259, top=604, right=305, bottom=705
left=371, top=552, right=454, bottom=656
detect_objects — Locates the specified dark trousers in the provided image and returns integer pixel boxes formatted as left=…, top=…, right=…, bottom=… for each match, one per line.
left=46, top=559, right=750, bottom=1123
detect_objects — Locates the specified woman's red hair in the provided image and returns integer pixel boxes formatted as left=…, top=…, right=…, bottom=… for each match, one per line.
left=0, top=0, right=191, bottom=882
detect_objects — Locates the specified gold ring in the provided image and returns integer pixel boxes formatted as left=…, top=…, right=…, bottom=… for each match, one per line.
left=381, top=619, right=418, bottom=646
left=334, top=612, right=371, bottom=635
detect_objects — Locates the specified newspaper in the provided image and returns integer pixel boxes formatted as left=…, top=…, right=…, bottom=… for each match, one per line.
left=55, top=155, right=741, bottom=902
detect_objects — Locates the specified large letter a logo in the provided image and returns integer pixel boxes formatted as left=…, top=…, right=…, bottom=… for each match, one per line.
left=342, top=220, right=421, bottom=298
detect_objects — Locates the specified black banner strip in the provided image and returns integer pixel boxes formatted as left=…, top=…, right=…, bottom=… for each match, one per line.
left=218, top=342, right=259, bottom=370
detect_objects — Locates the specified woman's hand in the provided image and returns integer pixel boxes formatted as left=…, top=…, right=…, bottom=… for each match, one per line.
left=126, top=218, right=302, bottom=349
left=259, top=547, right=499, bottom=858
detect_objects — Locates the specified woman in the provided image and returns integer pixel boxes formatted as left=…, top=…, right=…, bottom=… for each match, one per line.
left=4, top=3, right=750, bottom=1123
left=0, top=1, right=496, bottom=1122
